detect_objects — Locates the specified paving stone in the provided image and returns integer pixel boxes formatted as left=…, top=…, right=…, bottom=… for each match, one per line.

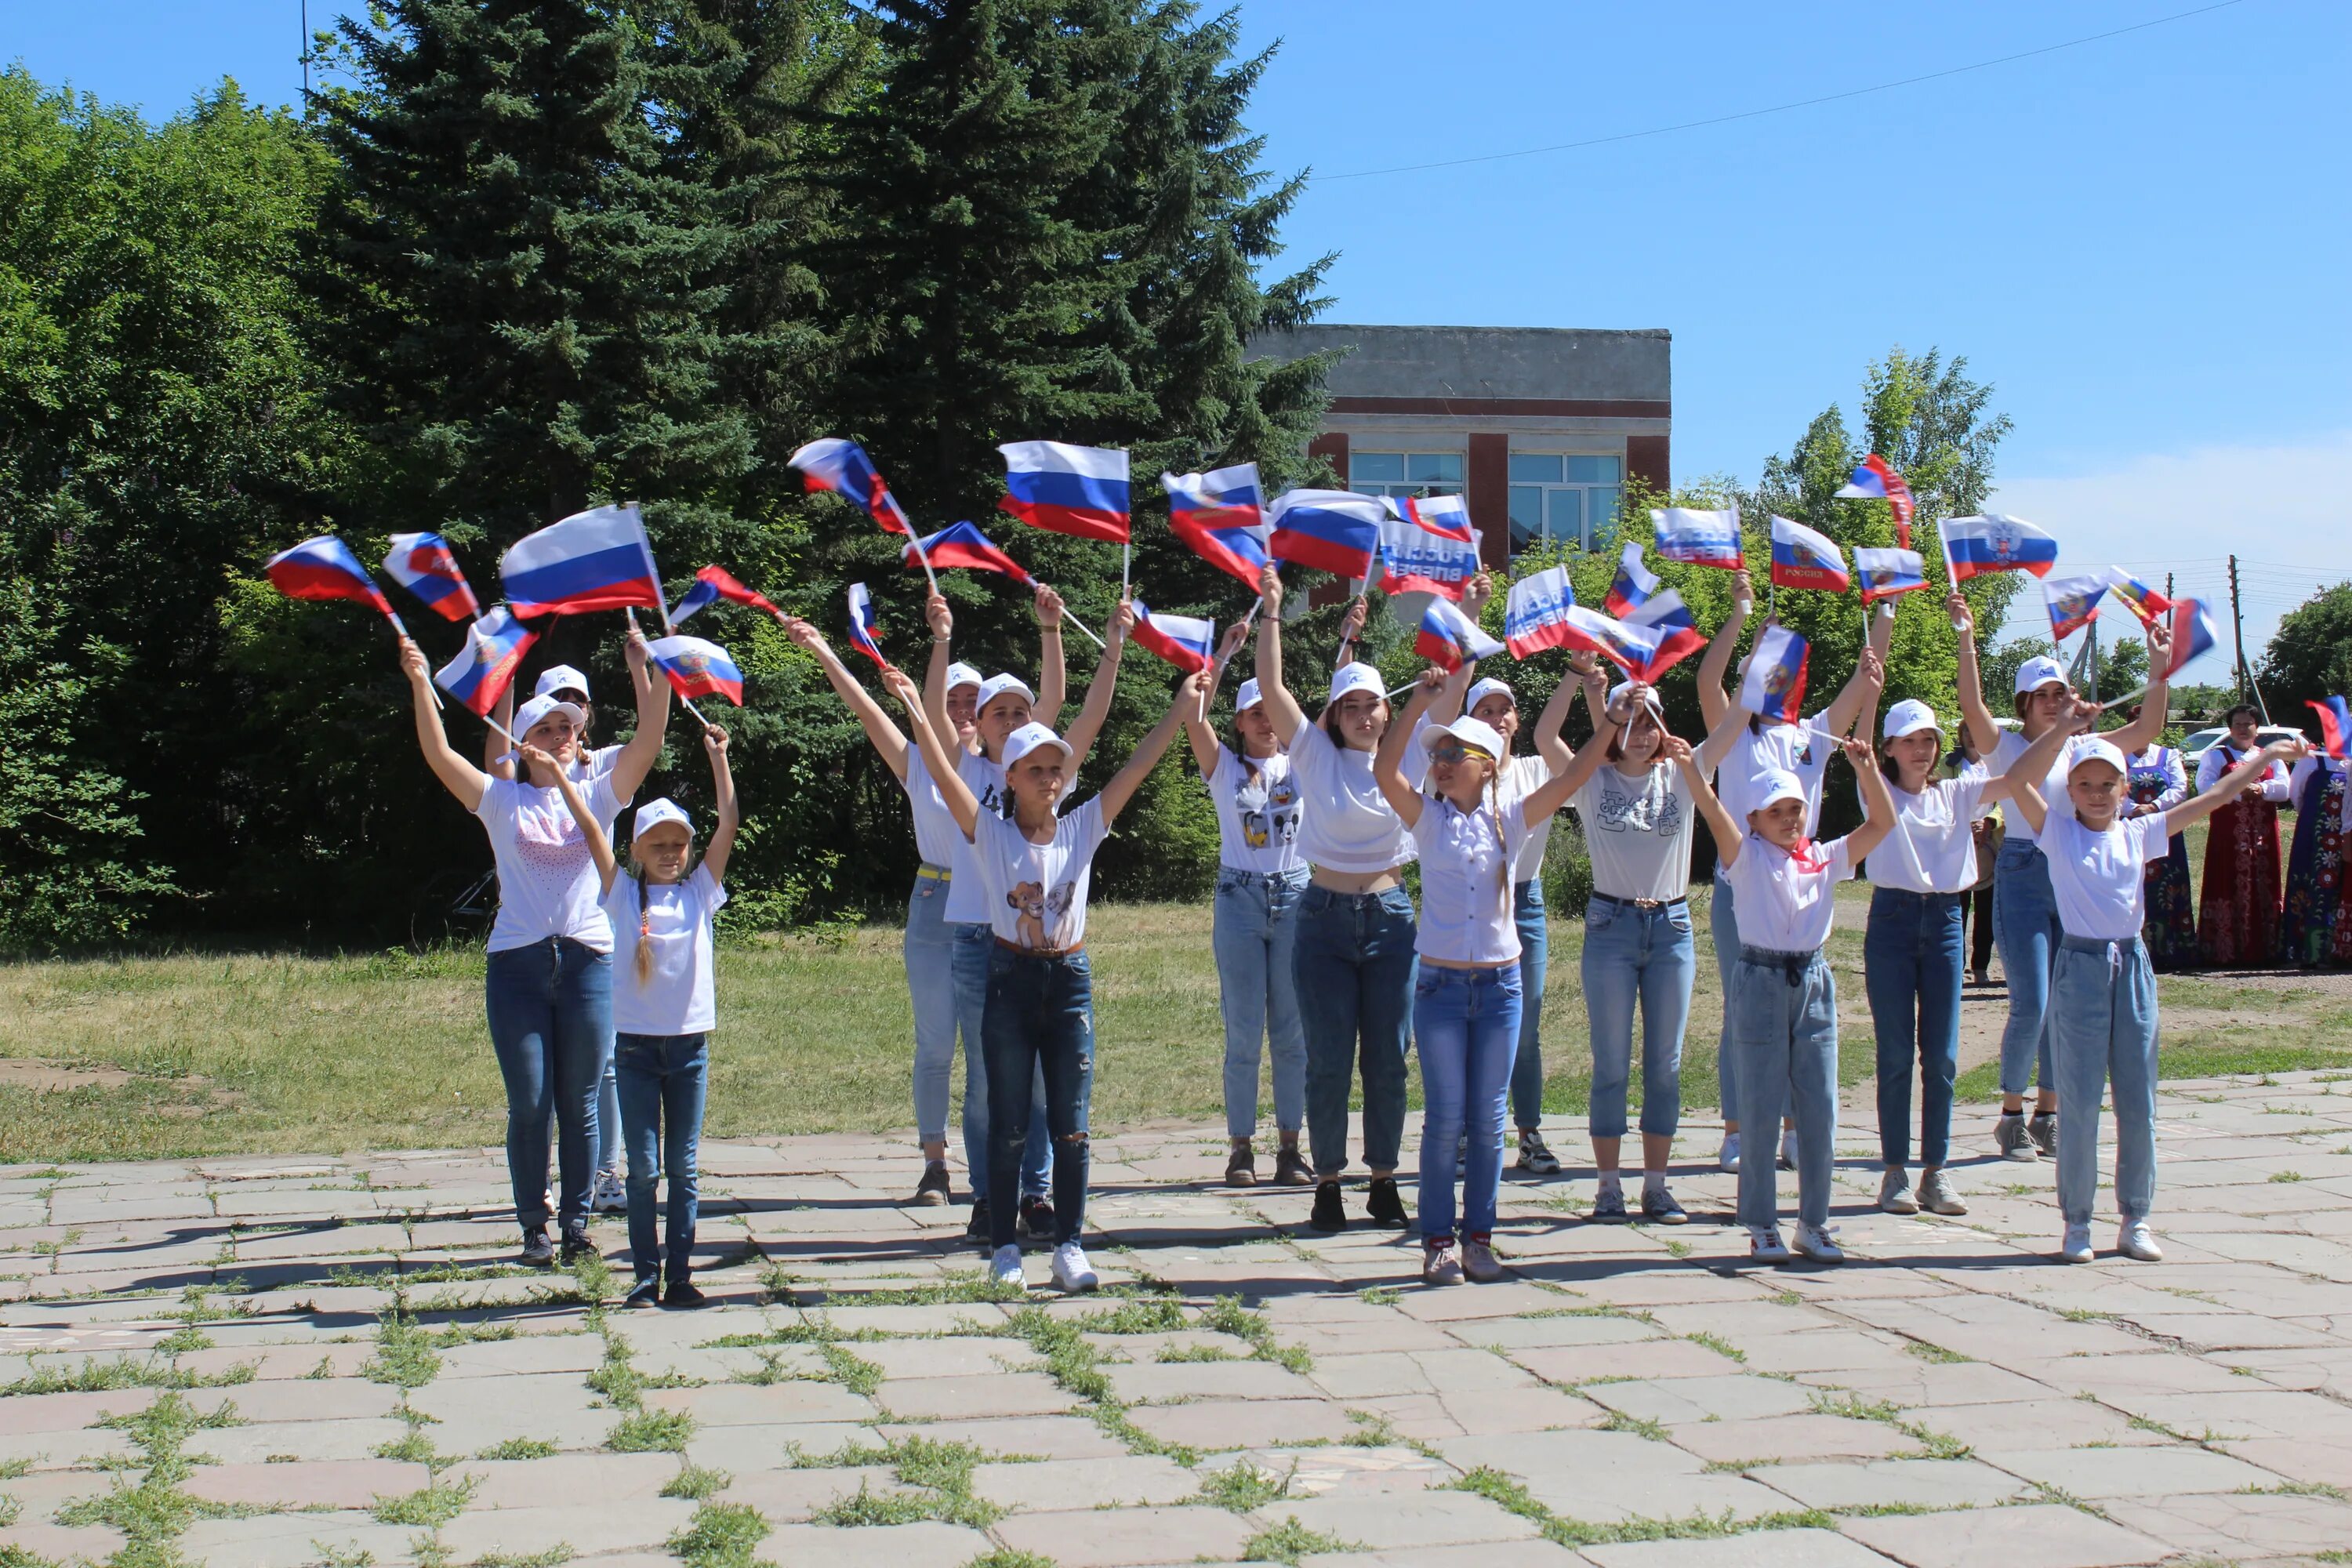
left=757, top=1519, right=998, bottom=1566
left=855, top=1336, right=1044, bottom=1378
left=1581, top=1373, right=1815, bottom=1425
left=971, top=1453, right=1199, bottom=1510
left=2124, top=1487, right=2352, bottom=1559
left=436, top=1497, right=699, bottom=1559
left=1583, top=1527, right=1896, bottom=1567
left=1318, top=1543, right=1588, bottom=1568
left=716, top=1464, right=909, bottom=1519
left=450, top=1451, right=685, bottom=1507
left=1840, top=1501, right=2171, bottom=1567
left=1104, top=1360, right=1319, bottom=1403
left=1907, top=1398, right=2168, bottom=1454
left=0, top=1523, right=126, bottom=1564
left=1506, top=1338, right=1744, bottom=1386
left=641, top=1378, right=876, bottom=1427
left=178, top=1510, right=419, bottom=1568
left=1753, top=1457, right=2031, bottom=1511
left=1446, top=1313, right=1666, bottom=1350
left=1307, top=1347, right=1537, bottom=1399
left=1247, top=1490, right=1540, bottom=1548
left=187, top=1417, right=412, bottom=1465
left=434, top=1331, right=607, bottom=1377
left=1439, top=1428, right=1797, bottom=1525
left=1666, top=1414, right=1916, bottom=1465
left=991, top=1502, right=1254, bottom=1566
left=683, top=1420, right=880, bottom=1471
left=872, top=1414, right=1128, bottom=1460
left=411, top=1369, right=619, bottom=1447
left=1211, top=1443, right=1458, bottom=1497
left=179, top=1457, right=430, bottom=1509
left=1989, top=1443, right=2282, bottom=1498
left=1124, top=1396, right=1358, bottom=1451
left=877, top=1370, right=1078, bottom=1418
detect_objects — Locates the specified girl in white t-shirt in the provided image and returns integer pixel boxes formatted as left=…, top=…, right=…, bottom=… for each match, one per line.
left=1679, top=707, right=1896, bottom=1265
left=546, top=725, right=737, bottom=1309
left=2005, top=703, right=2307, bottom=1265
left=887, top=663, right=1201, bottom=1296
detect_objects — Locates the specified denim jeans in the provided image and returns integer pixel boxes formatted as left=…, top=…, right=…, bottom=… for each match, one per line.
left=485, top=938, right=613, bottom=1229
left=1414, top=964, right=1523, bottom=1242
left=1294, top=885, right=1418, bottom=1178
left=1729, top=946, right=1838, bottom=1230
left=590, top=1064, right=622, bottom=1176
left=981, top=947, right=1096, bottom=1249
left=1582, top=897, right=1696, bottom=1141
left=1709, top=873, right=1740, bottom=1118
left=1993, top=838, right=2060, bottom=1096
left=906, top=873, right=963, bottom=1153
left=1214, top=867, right=1310, bottom=1138
left=2052, top=936, right=2159, bottom=1229
left=1865, top=887, right=1965, bottom=1169
left=953, top=922, right=1052, bottom=1202
left=614, top=1031, right=708, bottom=1283
left=1508, top=880, right=1549, bottom=1131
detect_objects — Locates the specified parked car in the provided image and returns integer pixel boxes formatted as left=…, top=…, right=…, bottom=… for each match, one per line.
left=2181, top=724, right=2304, bottom=761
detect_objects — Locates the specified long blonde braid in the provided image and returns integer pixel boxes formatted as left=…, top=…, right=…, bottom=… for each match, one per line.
left=634, top=869, right=655, bottom=989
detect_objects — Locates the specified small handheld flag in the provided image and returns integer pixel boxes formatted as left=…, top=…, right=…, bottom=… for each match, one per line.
left=1835, top=455, right=1915, bottom=543
left=1651, top=505, right=1745, bottom=568
left=2308, top=697, right=2351, bottom=760
left=1737, top=624, right=1810, bottom=724
left=1129, top=599, right=1215, bottom=674
left=1163, top=464, right=1272, bottom=588
left=905, top=521, right=1036, bottom=586
left=2041, top=572, right=2108, bottom=641
left=845, top=583, right=886, bottom=668
left=1503, top=566, right=1577, bottom=659
left=998, top=441, right=1131, bottom=544
left=266, top=536, right=401, bottom=627
left=382, top=532, right=483, bottom=622
left=500, top=504, right=665, bottom=619
left=434, top=606, right=539, bottom=716
left=788, top=437, right=912, bottom=535
left=647, top=635, right=746, bottom=706
left=1942, top=514, right=2058, bottom=583
left=1603, top=541, right=1659, bottom=618
left=2164, top=598, right=2220, bottom=679
left=1769, top=516, right=1851, bottom=593
left=1377, top=495, right=1483, bottom=600
left=1853, top=547, right=1928, bottom=604
left=1266, top=489, right=1386, bottom=580
left=1623, top=590, right=1704, bottom=680
left=1415, top=597, right=1508, bottom=672
left=1557, top=604, right=1665, bottom=677
left=2100, top=567, right=2173, bottom=627
left=673, top=565, right=783, bottom=626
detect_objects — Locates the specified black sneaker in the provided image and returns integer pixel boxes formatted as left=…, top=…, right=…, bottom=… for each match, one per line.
left=625, top=1276, right=661, bottom=1308
left=965, top=1198, right=993, bottom=1244
left=913, top=1162, right=952, bottom=1207
left=662, top=1279, right=708, bottom=1309
left=1641, top=1185, right=1689, bottom=1225
left=519, top=1227, right=555, bottom=1268
left=1273, top=1145, right=1313, bottom=1187
left=558, top=1223, right=594, bottom=1266
left=1308, top=1180, right=1348, bottom=1232
left=1365, top=1177, right=1409, bottom=1229
left=1018, top=1195, right=1055, bottom=1242
left=1590, top=1185, right=1629, bottom=1222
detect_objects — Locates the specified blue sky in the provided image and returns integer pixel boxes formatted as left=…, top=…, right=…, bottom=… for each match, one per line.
left=13, top=0, right=2350, bottom=659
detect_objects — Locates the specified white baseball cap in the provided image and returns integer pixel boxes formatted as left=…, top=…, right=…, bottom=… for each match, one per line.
left=1001, top=722, right=1072, bottom=771
left=2014, top=655, right=2068, bottom=696
left=945, top=661, right=983, bottom=694
left=632, top=797, right=693, bottom=840
left=1882, top=699, right=1942, bottom=740
left=535, top=665, right=590, bottom=702
left=1236, top=677, right=1265, bottom=712
left=1328, top=662, right=1386, bottom=704
left=975, top=673, right=1036, bottom=714
left=1750, top=767, right=1806, bottom=811
left=1465, top=677, right=1515, bottom=715
left=2068, top=738, right=2128, bottom=779
left=1424, top=716, right=1506, bottom=761
left=514, top=694, right=587, bottom=738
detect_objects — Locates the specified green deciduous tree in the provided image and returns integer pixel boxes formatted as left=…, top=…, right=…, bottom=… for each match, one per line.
left=2259, top=582, right=2352, bottom=731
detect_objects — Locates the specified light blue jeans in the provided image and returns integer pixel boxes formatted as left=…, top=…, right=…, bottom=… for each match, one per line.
left=1582, top=896, right=1696, bottom=1141
left=2052, top=935, right=2159, bottom=1229
left=614, top=1031, right=706, bottom=1284
left=1710, top=873, right=1740, bottom=1118
left=1414, top=963, right=1523, bottom=1243
left=953, top=922, right=1051, bottom=1203
left=1729, top=946, right=1838, bottom=1231
left=905, top=871, right=965, bottom=1156
left=1993, top=837, right=2060, bottom=1097
left=1508, top=881, right=1549, bottom=1131
left=592, top=1065, right=622, bottom=1177
left=1214, top=866, right=1309, bottom=1138
left=485, top=937, right=612, bottom=1229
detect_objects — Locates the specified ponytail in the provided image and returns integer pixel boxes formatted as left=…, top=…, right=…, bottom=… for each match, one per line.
left=633, top=871, right=655, bottom=988
left=1486, top=768, right=1512, bottom=909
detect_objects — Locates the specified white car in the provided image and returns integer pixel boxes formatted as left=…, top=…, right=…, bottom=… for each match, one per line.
left=2181, top=724, right=2305, bottom=761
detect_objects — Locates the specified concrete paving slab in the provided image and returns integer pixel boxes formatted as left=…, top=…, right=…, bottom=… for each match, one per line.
left=1839, top=1502, right=2171, bottom=1568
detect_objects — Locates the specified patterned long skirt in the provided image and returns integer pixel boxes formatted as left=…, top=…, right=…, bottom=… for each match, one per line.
left=2143, top=833, right=2198, bottom=971
left=2280, top=765, right=2347, bottom=966
left=2199, top=793, right=2282, bottom=968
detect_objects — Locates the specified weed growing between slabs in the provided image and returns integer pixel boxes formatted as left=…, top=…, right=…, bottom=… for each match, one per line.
left=1451, top=1465, right=1837, bottom=1548
left=52, top=1392, right=252, bottom=1563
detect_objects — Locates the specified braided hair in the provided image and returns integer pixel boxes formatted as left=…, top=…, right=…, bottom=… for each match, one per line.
left=634, top=869, right=655, bottom=988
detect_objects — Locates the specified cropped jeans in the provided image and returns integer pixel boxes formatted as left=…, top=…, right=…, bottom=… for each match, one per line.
left=1993, top=838, right=2061, bottom=1097
left=1214, top=866, right=1310, bottom=1138
left=1729, top=946, right=1839, bottom=1232
left=614, top=1031, right=707, bottom=1283
left=1581, top=896, right=1696, bottom=1142
left=1508, top=880, right=1550, bottom=1131
left=905, top=871, right=967, bottom=1160
left=981, top=947, right=1096, bottom=1250
left=1710, top=873, right=1740, bottom=1118
left=485, top=937, right=613, bottom=1231
left=1414, top=964, right=1523, bottom=1243
left=1294, top=885, right=1418, bottom=1179
left=953, top=922, right=1053, bottom=1203
left=2052, top=935, right=2159, bottom=1229
left=1864, top=887, right=1965, bottom=1170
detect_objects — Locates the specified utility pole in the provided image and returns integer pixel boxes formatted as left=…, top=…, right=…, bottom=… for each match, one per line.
left=300, top=1, right=310, bottom=104
left=2227, top=554, right=2251, bottom=708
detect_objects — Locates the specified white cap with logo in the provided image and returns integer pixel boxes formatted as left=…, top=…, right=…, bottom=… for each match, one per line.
left=945, top=662, right=983, bottom=694
left=632, top=797, right=693, bottom=840
left=1236, top=677, right=1264, bottom=712
left=1001, top=723, right=1073, bottom=771
left=514, top=694, right=588, bottom=738
left=2014, top=655, right=2068, bottom=696
left=975, top=673, right=1036, bottom=714
left=1882, top=699, right=1942, bottom=740
left=1424, top=715, right=1507, bottom=760
left=1328, top=662, right=1386, bottom=704
left=2068, top=738, right=2129, bottom=778
left=535, top=665, right=591, bottom=702
left=1750, top=767, right=1807, bottom=811
left=1465, top=677, right=1515, bottom=715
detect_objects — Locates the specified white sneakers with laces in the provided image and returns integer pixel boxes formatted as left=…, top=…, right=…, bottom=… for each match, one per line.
left=2060, top=1223, right=2094, bottom=1264
left=591, top=1170, right=626, bottom=1215
left=1793, top=1223, right=1843, bottom=1264
left=2118, top=1220, right=2163, bottom=1262
left=990, top=1243, right=1026, bottom=1290
left=1051, top=1240, right=1099, bottom=1293
left=1718, top=1132, right=1741, bottom=1172
left=1461, top=1238, right=1504, bottom=1283
left=1747, top=1224, right=1791, bottom=1263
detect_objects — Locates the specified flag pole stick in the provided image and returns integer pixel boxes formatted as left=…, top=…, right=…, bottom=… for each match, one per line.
left=387, top=609, right=445, bottom=710
left=1122, top=540, right=1131, bottom=602
left=1044, top=589, right=1108, bottom=651
left=909, top=526, right=941, bottom=598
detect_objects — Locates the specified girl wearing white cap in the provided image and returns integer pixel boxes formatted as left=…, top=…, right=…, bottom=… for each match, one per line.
left=397, top=637, right=666, bottom=1268
left=1183, top=621, right=1312, bottom=1188
left=1679, top=709, right=1896, bottom=1264
left=924, top=587, right=1131, bottom=1245
left=1864, top=695, right=2036, bottom=1218
left=884, top=664, right=1203, bottom=1294
left=2004, top=700, right=2306, bottom=1262
left=1696, top=569, right=1891, bottom=1175
left=1955, top=596, right=2172, bottom=1163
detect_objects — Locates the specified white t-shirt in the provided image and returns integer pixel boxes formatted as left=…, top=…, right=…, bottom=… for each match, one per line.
left=1572, top=762, right=1696, bottom=903
left=1206, top=750, right=1305, bottom=876
left=1290, top=720, right=1423, bottom=876
left=598, top=865, right=726, bottom=1035
left=2194, top=743, right=2289, bottom=801
left=1722, top=833, right=1855, bottom=954
left=943, top=750, right=1018, bottom=924
left=1863, top=775, right=1987, bottom=894
left=1990, top=729, right=2089, bottom=840
left=1410, top=796, right=1531, bottom=964
left=1494, top=755, right=1559, bottom=884
left=1715, top=710, right=1835, bottom=837
left=477, top=773, right=626, bottom=953
left=902, top=750, right=967, bottom=870
left=971, top=797, right=1109, bottom=952
left=2037, top=809, right=2169, bottom=942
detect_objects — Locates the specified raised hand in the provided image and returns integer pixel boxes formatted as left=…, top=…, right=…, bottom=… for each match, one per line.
left=1660, top=734, right=1695, bottom=765
left=1215, top=619, right=1250, bottom=662
left=1258, top=563, right=1283, bottom=615
left=1857, top=648, right=1885, bottom=687
left=1418, top=665, right=1447, bottom=694
left=2264, top=736, right=2313, bottom=766
left=624, top=626, right=651, bottom=670
left=926, top=591, right=953, bottom=640
left=1112, top=600, right=1138, bottom=643
left=1732, top=569, right=1755, bottom=611
left=398, top=637, right=431, bottom=687
left=517, top=742, right=558, bottom=773
left=1838, top=734, right=1875, bottom=765
left=1034, top=584, right=1065, bottom=627
left=702, top=724, right=730, bottom=757
left=2146, top=619, right=2172, bottom=666
left=1341, top=597, right=1369, bottom=641
left=1567, top=648, right=1601, bottom=677
left=785, top=616, right=826, bottom=654
left=1946, top=590, right=1974, bottom=637
left=1463, top=572, right=1495, bottom=615
left=881, top=666, right=923, bottom=710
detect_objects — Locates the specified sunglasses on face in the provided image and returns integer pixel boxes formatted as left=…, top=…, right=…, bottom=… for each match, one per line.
left=1427, top=742, right=1492, bottom=766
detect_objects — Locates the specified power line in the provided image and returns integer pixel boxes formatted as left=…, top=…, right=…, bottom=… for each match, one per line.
left=1310, top=0, right=2250, bottom=183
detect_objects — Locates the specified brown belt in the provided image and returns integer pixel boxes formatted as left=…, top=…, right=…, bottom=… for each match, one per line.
left=996, top=937, right=1086, bottom=958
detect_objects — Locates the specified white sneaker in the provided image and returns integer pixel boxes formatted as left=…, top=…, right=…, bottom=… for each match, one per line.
left=1878, top=1168, right=1918, bottom=1214
left=1455, top=1131, right=1468, bottom=1177
left=2059, top=1223, right=2093, bottom=1264
left=1793, top=1223, right=1843, bottom=1264
left=989, top=1243, right=1027, bottom=1290
left=2118, top=1220, right=2163, bottom=1262
left=1718, top=1132, right=1741, bottom=1172
left=1515, top=1131, right=1562, bottom=1175
left=1051, top=1240, right=1098, bottom=1294
left=591, top=1170, right=627, bottom=1215
left=1422, top=1243, right=1465, bottom=1287
left=1747, top=1224, right=1791, bottom=1263
left=1778, top=1129, right=1799, bottom=1171
left=1461, top=1238, right=1504, bottom=1283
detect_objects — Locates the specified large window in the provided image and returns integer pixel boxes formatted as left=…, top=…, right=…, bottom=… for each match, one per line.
left=1508, top=454, right=1621, bottom=553
left=1349, top=451, right=1463, bottom=499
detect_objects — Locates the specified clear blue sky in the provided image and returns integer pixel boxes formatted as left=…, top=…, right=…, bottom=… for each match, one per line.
left=13, top=0, right=2350, bottom=660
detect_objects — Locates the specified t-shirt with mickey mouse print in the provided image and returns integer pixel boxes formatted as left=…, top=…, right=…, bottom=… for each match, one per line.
left=1205, top=748, right=1303, bottom=877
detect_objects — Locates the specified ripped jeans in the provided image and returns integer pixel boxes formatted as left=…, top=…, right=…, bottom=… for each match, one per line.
left=982, top=946, right=1096, bottom=1250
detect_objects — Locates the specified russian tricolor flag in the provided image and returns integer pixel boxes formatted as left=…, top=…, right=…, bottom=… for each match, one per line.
left=2308, top=697, right=2351, bottom=760
left=1853, top=547, right=1928, bottom=604
left=846, top=583, right=886, bottom=668
left=1943, top=515, right=2058, bottom=582
left=789, top=437, right=912, bottom=535
left=648, top=635, right=745, bottom=706
left=1415, top=597, right=1507, bottom=672
left=1835, top=454, right=1915, bottom=539
left=1624, top=589, right=1704, bottom=680
left=1651, top=505, right=1745, bottom=568
left=1738, top=624, right=1809, bottom=724
left=1163, top=464, right=1271, bottom=588
left=1557, top=604, right=1664, bottom=677
left=500, top=504, right=665, bottom=619
left=434, top=606, right=539, bottom=716
left=2042, top=572, right=2108, bottom=641
left=1266, top=489, right=1385, bottom=580
left=382, top=532, right=482, bottom=622
left=2100, top=567, right=2173, bottom=627
left=265, top=536, right=399, bottom=622
left=999, top=441, right=1131, bottom=544
left=2165, top=598, right=2220, bottom=679
left=1503, top=565, right=1577, bottom=660
left=1129, top=598, right=1215, bottom=674
left=673, top=564, right=782, bottom=626
left=1770, top=516, right=1850, bottom=593
left=1603, top=541, right=1659, bottom=618
left=906, top=522, right=1035, bottom=586
left=1377, top=495, right=1483, bottom=600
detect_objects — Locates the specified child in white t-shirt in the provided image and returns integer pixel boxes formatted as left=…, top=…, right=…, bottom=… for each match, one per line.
left=546, top=724, right=738, bottom=1309
left=1678, top=709, right=1895, bottom=1265
left=2004, top=703, right=2307, bottom=1265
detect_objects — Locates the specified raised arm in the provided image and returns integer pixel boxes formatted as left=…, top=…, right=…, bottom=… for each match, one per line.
left=539, top=742, right=619, bottom=896
left=788, top=617, right=910, bottom=780
left=1692, top=689, right=1753, bottom=779
left=2100, top=619, right=2173, bottom=757
left=1530, top=655, right=1592, bottom=774
left=2002, top=698, right=2094, bottom=836
left=1697, top=568, right=1755, bottom=728
left=923, top=591, right=959, bottom=754
left=2167, top=737, right=2311, bottom=836
left=1033, top=584, right=1069, bottom=728
left=1668, top=734, right=1744, bottom=869
left=1060, top=600, right=1134, bottom=777
left=1842, top=734, right=1896, bottom=863
left=1373, top=670, right=1442, bottom=829
left=1099, top=671, right=1204, bottom=827
left=607, top=626, right=673, bottom=804
left=486, top=685, right=518, bottom=781
left=1821, top=633, right=1889, bottom=741
left=1254, top=564, right=1308, bottom=744
left=1334, top=593, right=1368, bottom=670
left=1540, top=679, right=1648, bottom=818
left=884, top=666, right=979, bottom=840
left=1949, top=591, right=2001, bottom=759
left=699, top=724, right=740, bottom=884
left=400, top=638, right=489, bottom=813
left=1184, top=626, right=1243, bottom=777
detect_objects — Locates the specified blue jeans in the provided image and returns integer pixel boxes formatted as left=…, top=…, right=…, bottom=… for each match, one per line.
left=2052, top=936, right=2159, bottom=1229
left=614, top=1031, right=708, bottom=1283
left=485, top=938, right=613, bottom=1229
left=589, top=1065, right=622, bottom=1177
left=1415, top=964, right=1523, bottom=1242
left=1710, top=873, right=1740, bottom=1119
left=906, top=873, right=964, bottom=1155
left=1582, top=897, right=1696, bottom=1142
left=1729, top=946, right=1838, bottom=1231
left=1993, top=838, right=2060, bottom=1097
left=981, top=947, right=1095, bottom=1249
left=1214, top=867, right=1309, bottom=1138
left=1865, top=887, right=1965, bottom=1169
left=1294, top=885, right=1418, bottom=1178
left=1508, top=881, right=1549, bottom=1130
left=953, top=923, right=1052, bottom=1202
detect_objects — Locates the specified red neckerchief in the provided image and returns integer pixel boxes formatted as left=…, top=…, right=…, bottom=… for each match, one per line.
left=1783, top=835, right=1831, bottom=873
